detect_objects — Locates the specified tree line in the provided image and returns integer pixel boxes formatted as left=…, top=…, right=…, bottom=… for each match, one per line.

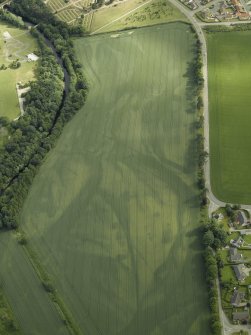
left=0, top=8, right=25, bottom=28
left=190, top=28, right=222, bottom=335
left=0, top=0, right=87, bottom=229
left=204, top=23, right=251, bottom=34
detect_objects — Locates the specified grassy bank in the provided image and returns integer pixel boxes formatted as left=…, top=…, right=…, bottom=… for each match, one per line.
left=89, top=0, right=187, bottom=33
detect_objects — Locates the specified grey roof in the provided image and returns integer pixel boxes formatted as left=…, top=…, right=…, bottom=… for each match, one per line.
left=230, top=291, right=245, bottom=306
left=233, top=236, right=243, bottom=247
left=233, top=311, right=249, bottom=321
left=237, top=211, right=247, bottom=225
left=230, top=248, right=242, bottom=262
left=233, top=264, right=247, bottom=281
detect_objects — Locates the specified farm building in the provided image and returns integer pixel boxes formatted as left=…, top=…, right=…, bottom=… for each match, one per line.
left=27, top=53, right=39, bottom=62
left=229, top=248, right=242, bottom=262
left=233, top=264, right=247, bottom=281
left=230, top=291, right=245, bottom=307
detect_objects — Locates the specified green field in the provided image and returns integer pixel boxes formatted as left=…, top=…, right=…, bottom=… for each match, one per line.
left=90, top=0, right=186, bottom=33
left=0, top=23, right=38, bottom=120
left=19, top=23, right=210, bottom=334
left=208, top=31, right=251, bottom=204
left=0, top=234, right=70, bottom=335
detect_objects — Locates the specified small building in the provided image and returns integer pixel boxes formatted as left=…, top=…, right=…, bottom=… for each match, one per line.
left=230, top=236, right=243, bottom=248
left=3, top=31, right=11, bottom=40
left=237, top=211, right=248, bottom=225
left=230, top=291, right=245, bottom=306
left=230, top=248, right=242, bottom=262
left=27, top=53, right=39, bottom=62
left=233, top=310, right=250, bottom=323
left=233, top=264, right=247, bottom=282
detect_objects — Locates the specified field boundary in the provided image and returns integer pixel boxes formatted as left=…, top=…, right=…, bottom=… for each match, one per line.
left=83, top=20, right=190, bottom=37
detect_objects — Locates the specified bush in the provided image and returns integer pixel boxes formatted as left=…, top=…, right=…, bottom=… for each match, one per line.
left=42, top=280, right=55, bottom=293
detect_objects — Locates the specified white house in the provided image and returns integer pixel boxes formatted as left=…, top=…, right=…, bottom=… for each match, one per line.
left=27, top=53, right=39, bottom=62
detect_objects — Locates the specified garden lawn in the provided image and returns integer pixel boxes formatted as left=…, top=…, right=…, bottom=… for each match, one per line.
left=227, top=231, right=239, bottom=244
left=207, top=31, right=251, bottom=204
left=20, top=23, right=210, bottom=335
left=219, top=249, right=229, bottom=264
left=244, top=235, right=251, bottom=245
left=221, top=265, right=237, bottom=283
left=239, top=249, right=251, bottom=262
left=0, top=23, right=37, bottom=120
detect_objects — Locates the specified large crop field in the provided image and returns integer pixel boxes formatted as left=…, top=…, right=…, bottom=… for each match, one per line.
left=207, top=30, right=251, bottom=204
left=0, top=23, right=38, bottom=120
left=20, top=23, right=210, bottom=334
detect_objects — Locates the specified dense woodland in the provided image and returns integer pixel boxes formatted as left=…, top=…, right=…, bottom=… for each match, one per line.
left=0, top=0, right=87, bottom=229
